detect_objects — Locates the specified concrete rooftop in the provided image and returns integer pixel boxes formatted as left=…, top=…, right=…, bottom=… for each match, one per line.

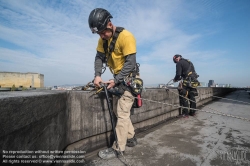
left=84, top=90, right=250, bottom=166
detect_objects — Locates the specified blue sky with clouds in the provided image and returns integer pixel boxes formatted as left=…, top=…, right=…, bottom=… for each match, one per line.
left=0, top=0, right=249, bottom=87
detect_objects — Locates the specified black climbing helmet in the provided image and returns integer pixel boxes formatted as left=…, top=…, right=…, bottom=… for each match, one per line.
left=88, top=8, right=113, bottom=34
left=173, top=54, right=182, bottom=63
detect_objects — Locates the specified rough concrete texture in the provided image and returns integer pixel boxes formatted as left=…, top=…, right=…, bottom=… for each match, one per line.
left=0, top=90, right=67, bottom=152
left=85, top=90, right=250, bottom=166
left=65, top=89, right=182, bottom=153
left=0, top=87, right=236, bottom=164
left=0, top=90, right=65, bottom=99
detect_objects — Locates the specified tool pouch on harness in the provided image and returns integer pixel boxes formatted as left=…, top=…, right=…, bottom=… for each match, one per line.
left=124, top=65, right=143, bottom=108
left=131, top=78, right=143, bottom=108
left=109, top=78, right=143, bottom=108
left=179, top=81, right=198, bottom=97
left=183, top=76, right=200, bottom=88
left=182, top=79, right=199, bottom=97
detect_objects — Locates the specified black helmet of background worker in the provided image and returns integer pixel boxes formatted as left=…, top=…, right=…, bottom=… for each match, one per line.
left=173, top=54, right=182, bottom=63
left=88, top=8, right=113, bottom=34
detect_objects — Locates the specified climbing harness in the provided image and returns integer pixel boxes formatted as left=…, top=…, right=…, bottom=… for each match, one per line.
left=82, top=77, right=143, bottom=108
left=101, top=26, right=143, bottom=108
left=181, top=58, right=200, bottom=88
left=102, top=27, right=124, bottom=74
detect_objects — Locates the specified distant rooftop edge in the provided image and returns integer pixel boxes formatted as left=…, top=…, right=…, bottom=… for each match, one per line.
left=0, top=71, right=43, bottom=75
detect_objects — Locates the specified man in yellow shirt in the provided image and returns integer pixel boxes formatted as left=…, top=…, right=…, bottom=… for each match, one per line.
left=88, top=8, right=138, bottom=159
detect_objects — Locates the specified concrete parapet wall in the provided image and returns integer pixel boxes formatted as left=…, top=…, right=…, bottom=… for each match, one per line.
left=0, top=88, right=235, bottom=157
left=0, top=91, right=67, bottom=153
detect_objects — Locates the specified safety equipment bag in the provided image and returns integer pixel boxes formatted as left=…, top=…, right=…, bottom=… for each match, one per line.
left=132, top=94, right=142, bottom=108
left=125, top=76, right=143, bottom=108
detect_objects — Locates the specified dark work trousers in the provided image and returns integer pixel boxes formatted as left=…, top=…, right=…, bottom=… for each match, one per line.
left=178, top=87, right=197, bottom=116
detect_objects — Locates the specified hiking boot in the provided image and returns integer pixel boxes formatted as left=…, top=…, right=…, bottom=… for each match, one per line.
left=98, top=148, right=123, bottom=159
left=126, top=136, right=137, bottom=147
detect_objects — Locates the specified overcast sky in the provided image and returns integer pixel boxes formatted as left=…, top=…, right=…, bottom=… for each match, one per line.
left=0, top=0, right=249, bottom=87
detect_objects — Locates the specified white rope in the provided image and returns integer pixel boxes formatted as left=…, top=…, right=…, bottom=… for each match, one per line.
left=133, top=96, right=250, bottom=122
left=168, top=89, right=227, bottom=114
left=168, top=88, right=250, bottom=122
left=88, top=86, right=250, bottom=122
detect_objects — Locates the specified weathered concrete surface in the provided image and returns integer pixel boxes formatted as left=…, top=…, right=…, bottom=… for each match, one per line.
left=0, top=87, right=236, bottom=164
left=64, top=88, right=185, bottom=153
left=85, top=90, right=250, bottom=166
left=65, top=88, right=235, bottom=154
left=0, top=90, right=67, bottom=152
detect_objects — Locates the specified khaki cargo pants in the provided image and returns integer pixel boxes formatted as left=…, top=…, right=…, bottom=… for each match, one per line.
left=112, top=91, right=135, bottom=151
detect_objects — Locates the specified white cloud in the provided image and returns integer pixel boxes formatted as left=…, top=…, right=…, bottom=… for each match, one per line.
left=0, top=0, right=249, bottom=87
